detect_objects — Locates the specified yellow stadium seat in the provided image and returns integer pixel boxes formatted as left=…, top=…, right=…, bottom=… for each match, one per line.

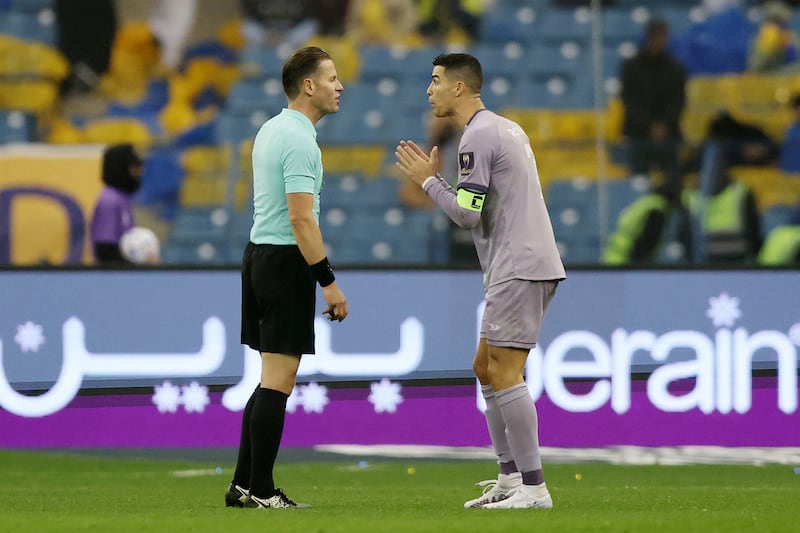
left=734, top=73, right=797, bottom=114
left=535, top=142, right=628, bottom=191
left=729, top=166, right=800, bottom=211
left=321, top=145, right=386, bottom=176
left=681, top=108, right=717, bottom=144
left=0, top=36, right=69, bottom=80
left=81, top=118, right=154, bottom=147
left=686, top=76, right=738, bottom=112
left=179, top=173, right=228, bottom=207
left=181, top=145, right=232, bottom=174
left=0, top=80, right=59, bottom=114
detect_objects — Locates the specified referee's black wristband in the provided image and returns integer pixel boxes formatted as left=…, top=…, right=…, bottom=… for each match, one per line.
left=311, top=257, right=335, bottom=287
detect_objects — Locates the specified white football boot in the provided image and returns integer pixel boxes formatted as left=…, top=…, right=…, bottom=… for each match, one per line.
left=463, top=472, right=522, bottom=508
left=482, top=482, right=553, bottom=509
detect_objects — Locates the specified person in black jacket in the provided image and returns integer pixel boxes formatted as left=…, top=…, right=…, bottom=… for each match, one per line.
left=620, top=19, right=687, bottom=190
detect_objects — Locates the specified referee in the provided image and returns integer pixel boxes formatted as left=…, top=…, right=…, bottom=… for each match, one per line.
left=226, top=46, right=348, bottom=510
left=395, top=53, right=565, bottom=510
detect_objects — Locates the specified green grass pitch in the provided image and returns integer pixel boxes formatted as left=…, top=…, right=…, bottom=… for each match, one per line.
left=1, top=450, right=797, bottom=532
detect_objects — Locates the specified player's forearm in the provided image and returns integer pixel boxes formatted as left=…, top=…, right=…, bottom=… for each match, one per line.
left=290, top=216, right=327, bottom=265
left=424, top=178, right=481, bottom=229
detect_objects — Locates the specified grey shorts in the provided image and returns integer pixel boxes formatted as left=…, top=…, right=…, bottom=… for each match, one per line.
left=481, top=279, right=559, bottom=349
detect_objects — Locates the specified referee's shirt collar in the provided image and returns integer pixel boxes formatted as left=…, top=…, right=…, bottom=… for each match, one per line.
left=282, top=108, right=317, bottom=138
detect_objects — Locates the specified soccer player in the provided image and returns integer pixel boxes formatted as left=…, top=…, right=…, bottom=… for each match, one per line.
left=395, top=53, right=566, bottom=509
left=226, top=46, right=348, bottom=510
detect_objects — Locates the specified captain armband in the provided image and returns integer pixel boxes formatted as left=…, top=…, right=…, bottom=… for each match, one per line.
left=456, top=187, right=486, bottom=213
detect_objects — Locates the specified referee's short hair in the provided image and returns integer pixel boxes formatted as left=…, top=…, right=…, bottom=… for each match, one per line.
left=432, top=53, right=483, bottom=94
left=282, top=46, right=332, bottom=100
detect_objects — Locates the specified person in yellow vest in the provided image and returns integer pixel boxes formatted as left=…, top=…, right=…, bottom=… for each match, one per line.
left=604, top=183, right=683, bottom=265
left=683, top=169, right=763, bottom=264
left=758, top=202, right=800, bottom=265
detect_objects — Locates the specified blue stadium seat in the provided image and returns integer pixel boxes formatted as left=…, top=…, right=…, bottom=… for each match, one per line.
left=0, top=111, right=36, bottom=143
left=322, top=175, right=400, bottom=207
left=537, top=9, right=592, bottom=46
left=168, top=207, right=230, bottom=242
left=214, top=112, right=265, bottom=146
left=602, top=8, right=645, bottom=46
left=762, top=205, right=796, bottom=234
left=480, top=6, right=539, bottom=44
left=556, top=235, right=602, bottom=265
left=511, top=76, right=594, bottom=109
left=5, top=0, right=54, bottom=13
left=225, top=78, right=286, bottom=116
left=360, top=46, right=435, bottom=84
left=528, top=43, right=592, bottom=81
left=0, top=10, right=56, bottom=44
left=472, top=42, right=531, bottom=79
left=239, top=46, right=287, bottom=78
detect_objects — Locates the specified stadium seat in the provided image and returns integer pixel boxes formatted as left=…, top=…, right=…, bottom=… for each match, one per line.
left=225, top=77, right=286, bottom=116
left=536, top=9, right=592, bottom=46
left=0, top=110, right=36, bottom=143
left=0, top=10, right=56, bottom=45
left=168, top=206, right=230, bottom=242
left=602, top=8, right=645, bottom=46
left=761, top=205, right=796, bottom=234
left=479, top=6, right=539, bottom=44
left=238, top=46, right=288, bottom=79
left=322, top=175, right=400, bottom=207
left=215, top=111, right=266, bottom=146
left=5, top=0, right=54, bottom=13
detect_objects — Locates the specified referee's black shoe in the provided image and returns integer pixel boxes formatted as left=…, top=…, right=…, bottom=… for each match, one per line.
left=225, top=483, right=248, bottom=507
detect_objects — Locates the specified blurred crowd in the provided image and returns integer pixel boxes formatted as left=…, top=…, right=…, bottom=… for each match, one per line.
left=1, top=0, right=799, bottom=267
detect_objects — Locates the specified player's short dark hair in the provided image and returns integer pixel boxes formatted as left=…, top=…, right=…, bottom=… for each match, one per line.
left=432, top=53, right=483, bottom=93
left=282, top=46, right=332, bottom=100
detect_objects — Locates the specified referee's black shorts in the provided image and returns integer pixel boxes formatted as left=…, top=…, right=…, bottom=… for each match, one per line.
left=241, top=242, right=316, bottom=355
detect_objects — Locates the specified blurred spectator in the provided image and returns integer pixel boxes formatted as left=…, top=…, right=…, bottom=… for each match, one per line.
left=315, top=0, right=351, bottom=36
left=55, top=0, right=117, bottom=96
left=620, top=19, right=687, bottom=190
left=90, top=144, right=146, bottom=265
left=417, top=0, right=484, bottom=44
left=684, top=142, right=762, bottom=264
left=758, top=200, right=800, bottom=265
left=239, top=0, right=319, bottom=48
left=148, top=0, right=198, bottom=70
left=747, top=1, right=799, bottom=73
left=779, top=93, right=800, bottom=172
left=684, top=110, right=780, bottom=172
left=604, top=182, right=687, bottom=265
left=347, top=0, right=422, bottom=46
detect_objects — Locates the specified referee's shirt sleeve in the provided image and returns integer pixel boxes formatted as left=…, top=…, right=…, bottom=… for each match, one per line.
left=423, top=138, right=489, bottom=230
left=282, top=134, right=317, bottom=194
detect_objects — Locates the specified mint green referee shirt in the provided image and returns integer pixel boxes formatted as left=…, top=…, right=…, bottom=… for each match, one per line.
left=250, top=108, right=323, bottom=245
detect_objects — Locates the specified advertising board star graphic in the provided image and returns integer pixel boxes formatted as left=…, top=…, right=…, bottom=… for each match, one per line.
left=368, top=378, right=403, bottom=413
left=181, top=382, right=210, bottom=413
left=14, top=321, right=45, bottom=353
left=286, top=387, right=300, bottom=414
left=152, top=381, right=181, bottom=413
left=706, top=292, right=742, bottom=328
left=298, top=382, right=329, bottom=414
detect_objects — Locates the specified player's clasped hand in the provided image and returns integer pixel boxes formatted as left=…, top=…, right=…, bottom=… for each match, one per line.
left=322, top=283, right=348, bottom=322
left=395, top=140, right=438, bottom=186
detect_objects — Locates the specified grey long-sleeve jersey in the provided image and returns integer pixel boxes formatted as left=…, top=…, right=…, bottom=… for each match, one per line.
left=423, top=109, right=566, bottom=288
